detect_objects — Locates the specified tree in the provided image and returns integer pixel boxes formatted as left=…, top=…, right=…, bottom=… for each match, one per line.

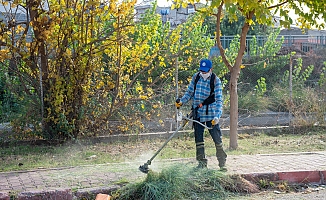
left=0, top=0, right=139, bottom=140
left=204, top=13, right=273, bottom=36
left=173, top=0, right=326, bottom=149
left=0, top=0, right=214, bottom=140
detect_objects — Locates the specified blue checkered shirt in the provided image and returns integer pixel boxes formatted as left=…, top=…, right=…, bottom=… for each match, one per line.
left=180, top=72, right=223, bottom=122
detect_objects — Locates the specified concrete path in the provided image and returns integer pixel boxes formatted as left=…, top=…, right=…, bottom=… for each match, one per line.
left=0, top=151, right=326, bottom=199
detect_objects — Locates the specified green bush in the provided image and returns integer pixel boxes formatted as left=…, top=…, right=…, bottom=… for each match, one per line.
left=269, top=84, right=324, bottom=125
left=238, top=91, right=270, bottom=114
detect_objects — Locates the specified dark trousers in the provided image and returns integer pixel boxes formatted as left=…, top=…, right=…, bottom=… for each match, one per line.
left=194, top=120, right=223, bottom=145
left=194, top=119, right=227, bottom=168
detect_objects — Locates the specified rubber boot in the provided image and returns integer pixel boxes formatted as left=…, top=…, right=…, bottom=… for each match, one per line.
left=196, top=142, right=207, bottom=168
left=215, top=143, right=227, bottom=170
left=197, top=158, right=207, bottom=169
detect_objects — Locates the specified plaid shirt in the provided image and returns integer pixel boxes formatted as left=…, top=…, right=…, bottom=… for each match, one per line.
left=180, top=72, right=223, bottom=122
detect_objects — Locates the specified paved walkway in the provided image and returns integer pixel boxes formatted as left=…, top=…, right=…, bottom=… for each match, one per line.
left=1, top=151, right=326, bottom=199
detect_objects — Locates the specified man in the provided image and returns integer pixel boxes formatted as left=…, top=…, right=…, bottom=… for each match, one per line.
left=175, top=58, right=227, bottom=170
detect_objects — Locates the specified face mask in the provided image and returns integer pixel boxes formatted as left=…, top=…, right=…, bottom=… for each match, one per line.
left=200, top=71, right=211, bottom=80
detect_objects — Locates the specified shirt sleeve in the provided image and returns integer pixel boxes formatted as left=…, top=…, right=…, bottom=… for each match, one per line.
left=180, top=73, right=197, bottom=105
left=214, top=75, right=223, bottom=118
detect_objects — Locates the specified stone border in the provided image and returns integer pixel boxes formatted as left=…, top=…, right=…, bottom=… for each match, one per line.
left=0, top=186, right=120, bottom=200
left=242, top=170, right=326, bottom=184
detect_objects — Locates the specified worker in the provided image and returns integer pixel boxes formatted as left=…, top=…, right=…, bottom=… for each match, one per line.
left=175, top=58, right=227, bottom=170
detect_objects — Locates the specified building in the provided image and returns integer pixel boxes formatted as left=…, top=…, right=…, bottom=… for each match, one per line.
left=135, top=0, right=196, bottom=28
left=279, top=27, right=326, bottom=52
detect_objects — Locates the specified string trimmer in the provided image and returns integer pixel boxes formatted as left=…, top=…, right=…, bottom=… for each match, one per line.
left=138, top=109, right=212, bottom=174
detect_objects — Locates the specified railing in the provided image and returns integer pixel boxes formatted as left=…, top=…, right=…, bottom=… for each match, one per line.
left=216, top=35, right=326, bottom=54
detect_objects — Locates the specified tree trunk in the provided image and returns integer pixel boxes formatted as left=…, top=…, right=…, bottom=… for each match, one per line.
left=229, top=67, right=240, bottom=149
left=226, top=12, right=253, bottom=149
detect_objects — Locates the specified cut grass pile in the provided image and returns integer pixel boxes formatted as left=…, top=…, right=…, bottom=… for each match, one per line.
left=112, top=163, right=259, bottom=200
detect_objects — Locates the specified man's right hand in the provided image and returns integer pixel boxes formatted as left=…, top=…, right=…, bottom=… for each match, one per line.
left=175, top=98, right=182, bottom=109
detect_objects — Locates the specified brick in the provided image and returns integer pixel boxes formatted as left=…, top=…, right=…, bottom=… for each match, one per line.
left=95, top=193, right=111, bottom=200
left=18, top=189, right=73, bottom=200
left=0, top=192, right=10, bottom=200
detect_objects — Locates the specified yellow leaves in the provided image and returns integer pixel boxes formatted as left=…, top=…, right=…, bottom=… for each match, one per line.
left=158, top=56, right=165, bottom=62
left=247, top=19, right=255, bottom=26
left=187, top=56, right=193, bottom=63
left=136, top=85, right=143, bottom=93
left=15, top=25, right=25, bottom=33
left=140, top=95, right=148, bottom=100
left=160, top=74, right=167, bottom=79
left=96, top=81, right=105, bottom=89
left=159, top=61, right=166, bottom=67
left=0, top=49, right=10, bottom=61
left=2, top=1, right=8, bottom=6
left=296, top=16, right=312, bottom=30
left=181, top=2, right=188, bottom=8
left=109, top=2, right=117, bottom=12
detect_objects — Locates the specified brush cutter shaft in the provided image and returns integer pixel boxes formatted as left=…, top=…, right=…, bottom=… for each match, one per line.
left=145, top=119, right=188, bottom=165
left=182, top=116, right=212, bottom=129
left=139, top=110, right=214, bottom=173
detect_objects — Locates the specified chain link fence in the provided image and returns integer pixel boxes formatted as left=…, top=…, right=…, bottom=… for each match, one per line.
left=1, top=38, right=325, bottom=136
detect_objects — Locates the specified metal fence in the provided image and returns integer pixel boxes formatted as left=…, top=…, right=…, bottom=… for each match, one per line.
left=209, top=35, right=326, bottom=57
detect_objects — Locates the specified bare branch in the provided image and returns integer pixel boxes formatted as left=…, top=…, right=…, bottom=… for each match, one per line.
left=268, top=1, right=288, bottom=10
left=215, top=3, right=233, bottom=70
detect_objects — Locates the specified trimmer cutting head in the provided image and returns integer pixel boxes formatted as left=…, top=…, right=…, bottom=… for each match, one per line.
left=139, top=163, right=149, bottom=173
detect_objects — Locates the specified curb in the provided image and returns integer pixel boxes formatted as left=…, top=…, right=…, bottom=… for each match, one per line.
left=242, top=170, right=326, bottom=184
left=0, top=186, right=120, bottom=200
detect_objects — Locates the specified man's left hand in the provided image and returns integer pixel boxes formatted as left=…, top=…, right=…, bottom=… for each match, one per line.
left=212, top=117, right=219, bottom=125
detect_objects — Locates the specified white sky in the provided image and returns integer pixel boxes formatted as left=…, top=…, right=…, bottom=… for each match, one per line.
left=1, top=0, right=324, bottom=29
left=157, top=0, right=173, bottom=6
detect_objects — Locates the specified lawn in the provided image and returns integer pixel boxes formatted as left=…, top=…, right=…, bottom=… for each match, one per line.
left=1, top=127, right=325, bottom=172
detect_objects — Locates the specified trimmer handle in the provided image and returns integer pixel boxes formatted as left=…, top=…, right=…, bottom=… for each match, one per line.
left=175, top=98, right=182, bottom=109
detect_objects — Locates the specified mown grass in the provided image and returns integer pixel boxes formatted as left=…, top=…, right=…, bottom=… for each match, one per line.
left=111, top=163, right=258, bottom=200
left=0, top=128, right=325, bottom=172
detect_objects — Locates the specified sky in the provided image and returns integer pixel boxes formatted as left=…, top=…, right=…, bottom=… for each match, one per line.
left=1, top=0, right=324, bottom=29
left=137, top=0, right=173, bottom=7
left=140, top=0, right=325, bottom=30
left=157, top=0, right=173, bottom=6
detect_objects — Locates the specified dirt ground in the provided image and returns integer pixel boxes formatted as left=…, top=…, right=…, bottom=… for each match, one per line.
left=243, top=189, right=326, bottom=200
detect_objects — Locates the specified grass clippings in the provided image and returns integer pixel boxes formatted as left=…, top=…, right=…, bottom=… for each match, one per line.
left=112, top=163, right=259, bottom=200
